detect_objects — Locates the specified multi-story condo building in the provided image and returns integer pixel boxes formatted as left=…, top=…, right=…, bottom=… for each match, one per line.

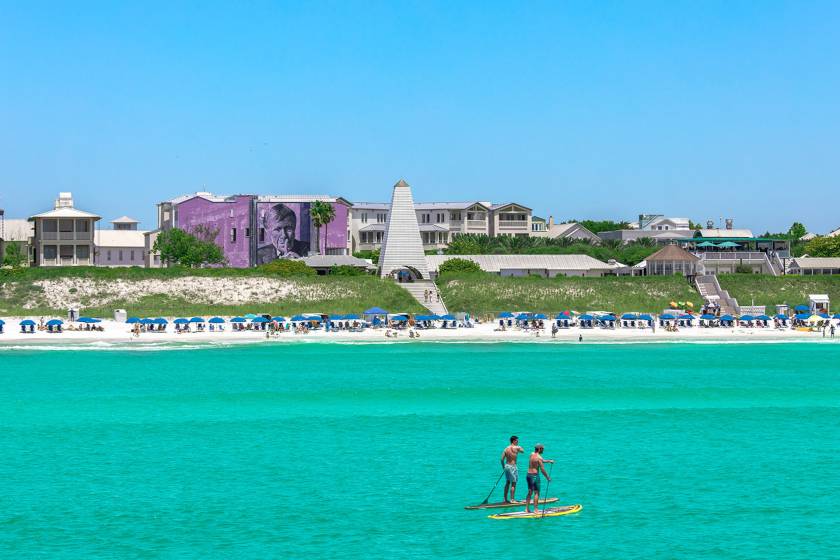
left=28, top=193, right=100, bottom=266
left=156, top=192, right=352, bottom=267
left=349, top=200, right=531, bottom=253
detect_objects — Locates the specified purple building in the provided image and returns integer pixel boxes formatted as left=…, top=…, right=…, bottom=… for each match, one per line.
left=157, top=192, right=351, bottom=268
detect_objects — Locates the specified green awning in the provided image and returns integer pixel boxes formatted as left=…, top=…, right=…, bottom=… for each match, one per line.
left=696, top=241, right=718, bottom=247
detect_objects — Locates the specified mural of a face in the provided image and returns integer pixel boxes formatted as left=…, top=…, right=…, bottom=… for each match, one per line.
left=257, top=203, right=309, bottom=262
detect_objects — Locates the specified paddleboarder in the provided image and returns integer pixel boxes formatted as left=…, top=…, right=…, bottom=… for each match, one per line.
left=524, top=444, right=554, bottom=514
left=501, top=435, right=525, bottom=502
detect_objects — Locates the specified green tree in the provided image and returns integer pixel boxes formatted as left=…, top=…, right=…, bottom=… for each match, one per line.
left=804, top=235, right=840, bottom=257
left=153, top=228, right=225, bottom=267
left=2, top=242, right=26, bottom=267
left=787, top=222, right=807, bottom=240
left=310, top=201, right=336, bottom=255
left=330, top=265, right=367, bottom=276
left=573, top=219, right=630, bottom=234
left=438, top=257, right=483, bottom=275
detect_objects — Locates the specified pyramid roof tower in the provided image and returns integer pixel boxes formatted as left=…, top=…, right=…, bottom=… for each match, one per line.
left=378, top=179, right=430, bottom=279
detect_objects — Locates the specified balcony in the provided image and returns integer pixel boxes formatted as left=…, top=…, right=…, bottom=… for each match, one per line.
left=498, top=220, right=529, bottom=228
left=698, top=251, right=767, bottom=262
left=42, top=231, right=91, bottom=240
left=467, top=220, right=487, bottom=228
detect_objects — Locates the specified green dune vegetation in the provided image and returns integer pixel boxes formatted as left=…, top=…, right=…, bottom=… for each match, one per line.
left=436, top=273, right=702, bottom=316
left=0, top=266, right=425, bottom=317
left=717, top=275, right=840, bottom=311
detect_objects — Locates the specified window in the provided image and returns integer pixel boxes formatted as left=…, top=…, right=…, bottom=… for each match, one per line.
left=421, top=214, right=430, bottom=224
left=377, top=213, right=387, bottom=223
left=119, top=250, right=123, bottom=261
left=43, top=220, right=58, bottom=233
left=451, top=212, right=461, bottom=221
left=130, top=250, right=135, bottom=261
left=259, top=228, right=265, bottom=242
left=44, top=245, right=57, bottom=259
left=361, top=213, right=368, bottom=224
left=59, top=219, right=73, bottom=233
left=76, top=220, right=90, bottom=233
left=245, top=228, right=251, bottom=238
left=107, top=250, right=112, bottom=261
left=230, top=228, right=237, bottom=243
left=436, top=213, right=444, bottom=223
left=77, top=245, right=90, bottom=259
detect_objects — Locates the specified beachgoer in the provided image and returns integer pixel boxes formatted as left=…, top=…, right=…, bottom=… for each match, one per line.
left=578, top=334, right=583, bottom=342
left=831, top=325, right=836, bottom=338
left=501, top=435, right=525, bottom=502
left=524, top=444, right=554, bottom=513
left=551, top=324, right=558, bottom=338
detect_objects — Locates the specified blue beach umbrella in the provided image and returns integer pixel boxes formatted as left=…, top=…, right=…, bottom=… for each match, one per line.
left=291, top=314, right=308, bottom=322
left=621, top=313, right=637, bottom=320
left=660, top=314, right=675, bottom=320
left=153, top=318, right=168, bottom=325
left=328, top=314, right=345, bottom=321
left=638, top=314, right=653, bottom=322
left=125, top=317, right=140, bottom=324
left=833, top=314, right=840, bottom=319
left=795, top=313, right=810, bottom=320
left=343, top=314, right=360, bottom=320
left=363, top=307, right=388, bottom=316
left=77, top=317, right=100, bottom=323
left=271, top=316, right=286, bottom=322
left=775, top=314, right=789, bottom=320
left=390, top=316, right=408, bottom=322
left=498, top=312, right=514, bottom=318
left=440, top=314, right=457, bottom=321
left=739, top=315, right=755, bottom=321
left=46, top=319, right=63, bottom=326
left=190, top=317, right=205, bottom=323
left=415, top=315, right=436, bottom=321
left=252, top=317, right=269, bottom=323
left=794, top=305, right=809, bottom=312
left=209, top=317, right=225, bottom=324
left=20, top=319, right=36, bottom=326
left=244, top=313, right=258, bottom=320
left=757, top=315, right=771, bottom=321
left=700, top=314, right=717, bottom=320
left=720, top=315, right=734, bottom=322
left=579, top=314, right=594, bottom=321
left=231, top=317, right=246, bottom=323
left=819, top=313, right=830, bottom=319
left=600, top=315, right=616, bottom=321
left=679, top=314, right=694, bottom=320
left=532, top=313, right=548, bottom=320
left=174, top=318, right=189, bottom=324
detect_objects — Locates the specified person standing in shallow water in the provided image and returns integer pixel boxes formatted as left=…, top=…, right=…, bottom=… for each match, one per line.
left=501, top=435, right=525, bottom=502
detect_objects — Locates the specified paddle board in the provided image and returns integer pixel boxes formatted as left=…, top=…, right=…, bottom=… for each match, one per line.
left=488, top=504, right=582, bottom=519
left=465, top=497, right=558, bottom=510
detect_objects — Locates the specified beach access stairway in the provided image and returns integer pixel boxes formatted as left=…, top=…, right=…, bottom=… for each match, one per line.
left=695, top=274, right=739, bottom=315
left=399, top=280, right=449, bottom=315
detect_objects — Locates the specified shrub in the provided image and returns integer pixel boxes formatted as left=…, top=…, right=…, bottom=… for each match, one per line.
left=258, top=259, right=316, bottom=276
left=439, top=258, right=483, bottom=275
left=330, top=265, right=366, bottom=276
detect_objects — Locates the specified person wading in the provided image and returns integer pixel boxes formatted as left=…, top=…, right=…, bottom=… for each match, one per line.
left=501, top=435, right=525, bottom=502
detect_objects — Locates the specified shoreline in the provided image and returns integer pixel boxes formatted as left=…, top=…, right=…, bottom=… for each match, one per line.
left=0, top=318, right=836, bottom=350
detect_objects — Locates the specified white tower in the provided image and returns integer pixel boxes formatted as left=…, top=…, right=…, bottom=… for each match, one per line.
left=378, top=179, right=429, bottom=279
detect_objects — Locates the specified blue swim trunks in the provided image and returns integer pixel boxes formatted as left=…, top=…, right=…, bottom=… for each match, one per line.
left=526, top=473, right=540, bottom=492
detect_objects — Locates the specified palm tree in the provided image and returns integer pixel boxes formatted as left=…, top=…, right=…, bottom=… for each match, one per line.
left=310, top=201, right=336, bottom=255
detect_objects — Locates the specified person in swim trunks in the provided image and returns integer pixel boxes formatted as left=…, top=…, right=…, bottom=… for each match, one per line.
left=501, top=435, right=525, bottom=503
left=525, top=443, right=554, bottom=513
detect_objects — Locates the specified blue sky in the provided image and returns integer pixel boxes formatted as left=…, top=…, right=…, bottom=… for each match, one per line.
left=1, top=1, right=838, bottom=233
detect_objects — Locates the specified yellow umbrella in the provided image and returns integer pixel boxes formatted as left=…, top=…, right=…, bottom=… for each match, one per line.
left=807, top=314, right=823, bottom=323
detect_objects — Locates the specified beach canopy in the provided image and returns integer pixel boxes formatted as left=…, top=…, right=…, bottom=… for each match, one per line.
left=140, top=318, right=154, bottom=324
left=532, top=313, right=547, bottom=320
left=252, top=317, right=269, bottom=323
left=343, top=314, right=361, bottom=320
left=660, top=314, right=675, bottom=320
left=621, top=313, right=637, bottom=320
left=231, top=317, right=246, bottom=323
left=174, top=318, right=189, bottom=324
left=77, top=317, right=100, bottom=323
left=679, top=314, right=694, bottom=320
left=739, top=315, right=755, bottom=321
left=700, top=314, right=717, bottom=320
left=600, top=315, right=616, bottom=321
left=833, top=314, right=840, bottom=319
left=209, top=317, right=225, bottom=324
left=757, top=315, right=771, bottom=321
left=794, top=313, right=810, bottom=320
left=776, top=314, right=789, bottom=320
left=440, top=314, right=457, bottom=321
left=515, top=313, right=532, bottom=320
left=579, top=314, right=594, bottom=321
left=328, top=314, right=344, bottom=320
left=415, top=314, right=439, bottom=321
left=390, top=315, right=408, bottom=322
left=271, top=316, right=286, bottom=322
left=794, top=304, right=809, bottom=312
left=819, top=313, right=830, bottom=319
left=126, top=317, right=140, bottom=324
left=555, top=313, right=570, bottom=320
left=639, top=314, right=653, bottom=322
left=20, top=319, right=36, bottom=326
left=46, top=319, right=63, bottom=326
left=498, top=312, right=514, bottom=318
left=189, top=317, right=205, bottom=323
left=244, top=313, right=258, bottom=319
left=720, top=314, right=734, bottom=321
left=0, top=319, right=4, bottom=325
left=363, top=307, right=388, bottom=315
left=153, top=318, right=168, bottom=324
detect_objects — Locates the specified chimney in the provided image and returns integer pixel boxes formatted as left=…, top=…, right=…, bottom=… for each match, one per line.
left=548, top=215, right=554, bottom=227
left=706, top=220, right=714, bottom=229
left=725, top=218, right=733, bottom=230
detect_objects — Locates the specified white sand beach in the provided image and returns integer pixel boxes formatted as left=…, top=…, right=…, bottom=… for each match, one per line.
left=0, top=317, right=836, bottom=348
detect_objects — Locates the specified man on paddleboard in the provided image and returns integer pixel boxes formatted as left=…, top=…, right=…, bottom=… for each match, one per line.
left=501, top=435, right=525, bottom=502
left=524, top=444, right=554, bottom=513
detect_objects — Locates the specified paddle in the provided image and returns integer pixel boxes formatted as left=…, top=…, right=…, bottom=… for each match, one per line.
left=478, top=470, right=506, bottom=506
left=541, top=461, right=555, bottom=519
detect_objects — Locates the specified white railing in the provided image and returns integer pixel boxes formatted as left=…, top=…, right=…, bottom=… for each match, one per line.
left=698, top=251, right=767, bottom=261
left=467, top=220, right=486, bottom=228
left=498, top=220, right=528, bottom=228
left=42, top=232, right=58, bottom=240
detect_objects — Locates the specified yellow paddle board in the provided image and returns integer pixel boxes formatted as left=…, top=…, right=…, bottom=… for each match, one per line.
left=465, top=497, right=558, bottom=510
left=488, top=504, right=582, bottom=519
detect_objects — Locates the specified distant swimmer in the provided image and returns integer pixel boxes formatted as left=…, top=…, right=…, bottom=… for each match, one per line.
left=501, top=435, right=525, bottom=503
left=524, top=444, right=555, bottom=513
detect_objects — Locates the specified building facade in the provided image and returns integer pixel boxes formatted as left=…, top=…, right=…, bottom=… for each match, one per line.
left=94, top=217, right=147, bottom=267
left=28, top=193, right=100, bottom=266
left=157, top=192, right=351, bottom=267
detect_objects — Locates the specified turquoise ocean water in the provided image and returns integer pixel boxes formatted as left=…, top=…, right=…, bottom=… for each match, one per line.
left=1, top=341, right=838, bottom=558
